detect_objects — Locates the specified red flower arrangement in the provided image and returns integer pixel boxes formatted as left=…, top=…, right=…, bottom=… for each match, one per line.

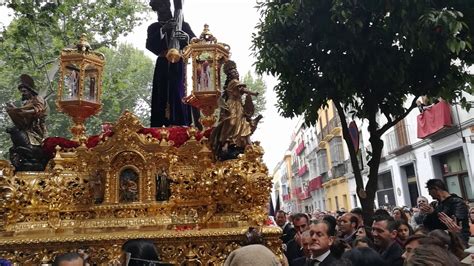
left=42, top=127, right=213, bottom=159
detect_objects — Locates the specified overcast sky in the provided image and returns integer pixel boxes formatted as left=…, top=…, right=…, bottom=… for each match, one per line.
left=0, top=1, right=297, bottom=172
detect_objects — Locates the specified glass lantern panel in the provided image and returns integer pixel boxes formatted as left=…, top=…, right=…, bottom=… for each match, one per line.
left=84, top=65, right=99, bottom=102
left=185, top=58, right=193, bottom=96
left=63, top=64, right=80, bottom=100
left=196, top=52, right=215, bottom=92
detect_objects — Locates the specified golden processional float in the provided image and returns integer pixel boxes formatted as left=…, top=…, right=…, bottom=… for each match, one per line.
left=0, top=27, right=281, bottom=265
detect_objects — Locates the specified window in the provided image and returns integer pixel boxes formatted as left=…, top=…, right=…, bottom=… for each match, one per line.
left=353, top=194, right=358, bottom=207
left=395, top=119, right=409, bottom=147
left=317, top=149, right=328, bottom=174
left=343, top=194, right=348, bottom=209
left=376, top=171, right=396, bottom=207
left=330, top=136, right=344, bottom=165
left=439, top=149, right=471, bottom=201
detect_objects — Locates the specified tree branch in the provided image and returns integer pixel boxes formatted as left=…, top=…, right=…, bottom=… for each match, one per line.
left=381, top=107, right=392, bottom=126
left=37, top=58, right=58, bottom=69
left=377, top=96, right=418, bottom=136
left=333, top=99, right=364, bottom=190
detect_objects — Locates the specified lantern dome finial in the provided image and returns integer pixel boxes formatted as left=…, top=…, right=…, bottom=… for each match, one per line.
left=77, top=33, right=91, bottom=53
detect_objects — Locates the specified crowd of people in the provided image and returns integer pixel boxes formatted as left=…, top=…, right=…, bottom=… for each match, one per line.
left=9, top=178, right=473, bottom=266
left=269, top=178, right=473, bottom=266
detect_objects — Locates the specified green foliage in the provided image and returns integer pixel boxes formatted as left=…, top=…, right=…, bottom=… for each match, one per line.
left=253, top=0, right=474, bottom=125
left=0, top=0, right=151, bottom=158
left=84, top=44, right=154, bottom=134
left=242, top=71, right=267, bottom=114
left=0, top=0, right=147, bottom=95
left=253, top=0, right=474, bottom=213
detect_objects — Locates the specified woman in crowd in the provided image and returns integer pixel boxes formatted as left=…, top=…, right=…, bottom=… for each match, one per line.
left=122, top=239, right=170, bottom=266
left=392, top=207, right=409, bottom=223
left=355, top=225, right=373, bottom=242
left=396, top=220, right=414, bottom=246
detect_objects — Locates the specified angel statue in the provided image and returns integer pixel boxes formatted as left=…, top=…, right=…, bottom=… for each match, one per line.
left=210, top=61, right=263, bottom=160
left=5, top=74, right=48, bottom=171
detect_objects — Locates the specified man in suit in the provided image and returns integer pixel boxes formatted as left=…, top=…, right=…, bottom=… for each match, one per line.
left=286, top=213, right=309, bottom=264
left=308, top=220, right=337, bottom=266
left=291, top=229, right=312, bottom=266
left=372, top=215, right=404, bottom=266
left=276, top=210, right=296, bottom=245
left=337, top=213, right=359, bottom=246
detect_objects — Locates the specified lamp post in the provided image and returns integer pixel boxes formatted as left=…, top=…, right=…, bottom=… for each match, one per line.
left=183, top=24, right=230, bottom=129
left=56, top=34, right=105, bottom=142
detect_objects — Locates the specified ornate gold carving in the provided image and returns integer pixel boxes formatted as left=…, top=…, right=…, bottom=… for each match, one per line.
left=0, top=111, right=279, bottom=264
left=0, top=227, right=282, bottom=264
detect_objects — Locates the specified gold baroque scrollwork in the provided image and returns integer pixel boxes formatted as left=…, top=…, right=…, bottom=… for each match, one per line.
left=0, top=111, right=280, bottom=264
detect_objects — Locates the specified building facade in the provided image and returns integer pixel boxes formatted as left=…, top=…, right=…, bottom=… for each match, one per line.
left=376, top=97, right=474, bottom=207
left=273, top=95, right=474, bottom=213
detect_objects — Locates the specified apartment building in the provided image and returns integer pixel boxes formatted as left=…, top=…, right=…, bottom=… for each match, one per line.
left=314, top=101, right=352, bottom=212
left=274, top=94, right=474, bottom=213
left=375, top=97, right=474, bottom=207
left=347, top=95, right=474, bottom=209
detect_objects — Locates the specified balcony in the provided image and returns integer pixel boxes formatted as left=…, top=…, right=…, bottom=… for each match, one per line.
left=417, top=100, right=452, bottom=139
left=344, top=159, right=353, bottom=174
left=318, top=125, right=331, bottom=144
left=385, top=124, right=411, bottom=154
left=331, top=163, right=347, bottom=178
left=291, top=162, right=299, bottom=175
left=321, top=172, right=330, bottom=183
left=309, top=176, right=323, bottom=192
left=297, top=164, right=308, bottom=177
left=291, top=186, right=311, bottom=200
left=297, top=189, right=311, bottom=200
left=295, top=141, right=305, bottom=155
left=328, top=116, right=342, bottom=135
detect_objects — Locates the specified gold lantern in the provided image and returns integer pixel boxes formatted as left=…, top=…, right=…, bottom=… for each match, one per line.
left=183, top=24, right=230, bottom=128
left=56, top=34, right=105, bottom=142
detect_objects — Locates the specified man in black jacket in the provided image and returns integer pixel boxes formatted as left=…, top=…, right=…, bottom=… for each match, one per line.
left=286, top=213, right=309, bottom=265
left=372, top=215, right=404, bottom=266
left=276, top=210, right=296, bottom=244
left=421, top=178, right=469, bottom=243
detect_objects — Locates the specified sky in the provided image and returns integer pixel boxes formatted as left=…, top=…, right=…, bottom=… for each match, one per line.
left=0, top=1, right=297, bottom=172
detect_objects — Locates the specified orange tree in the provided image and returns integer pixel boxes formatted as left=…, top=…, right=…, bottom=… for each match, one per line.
left=252, top=0, right=474, bottom=222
